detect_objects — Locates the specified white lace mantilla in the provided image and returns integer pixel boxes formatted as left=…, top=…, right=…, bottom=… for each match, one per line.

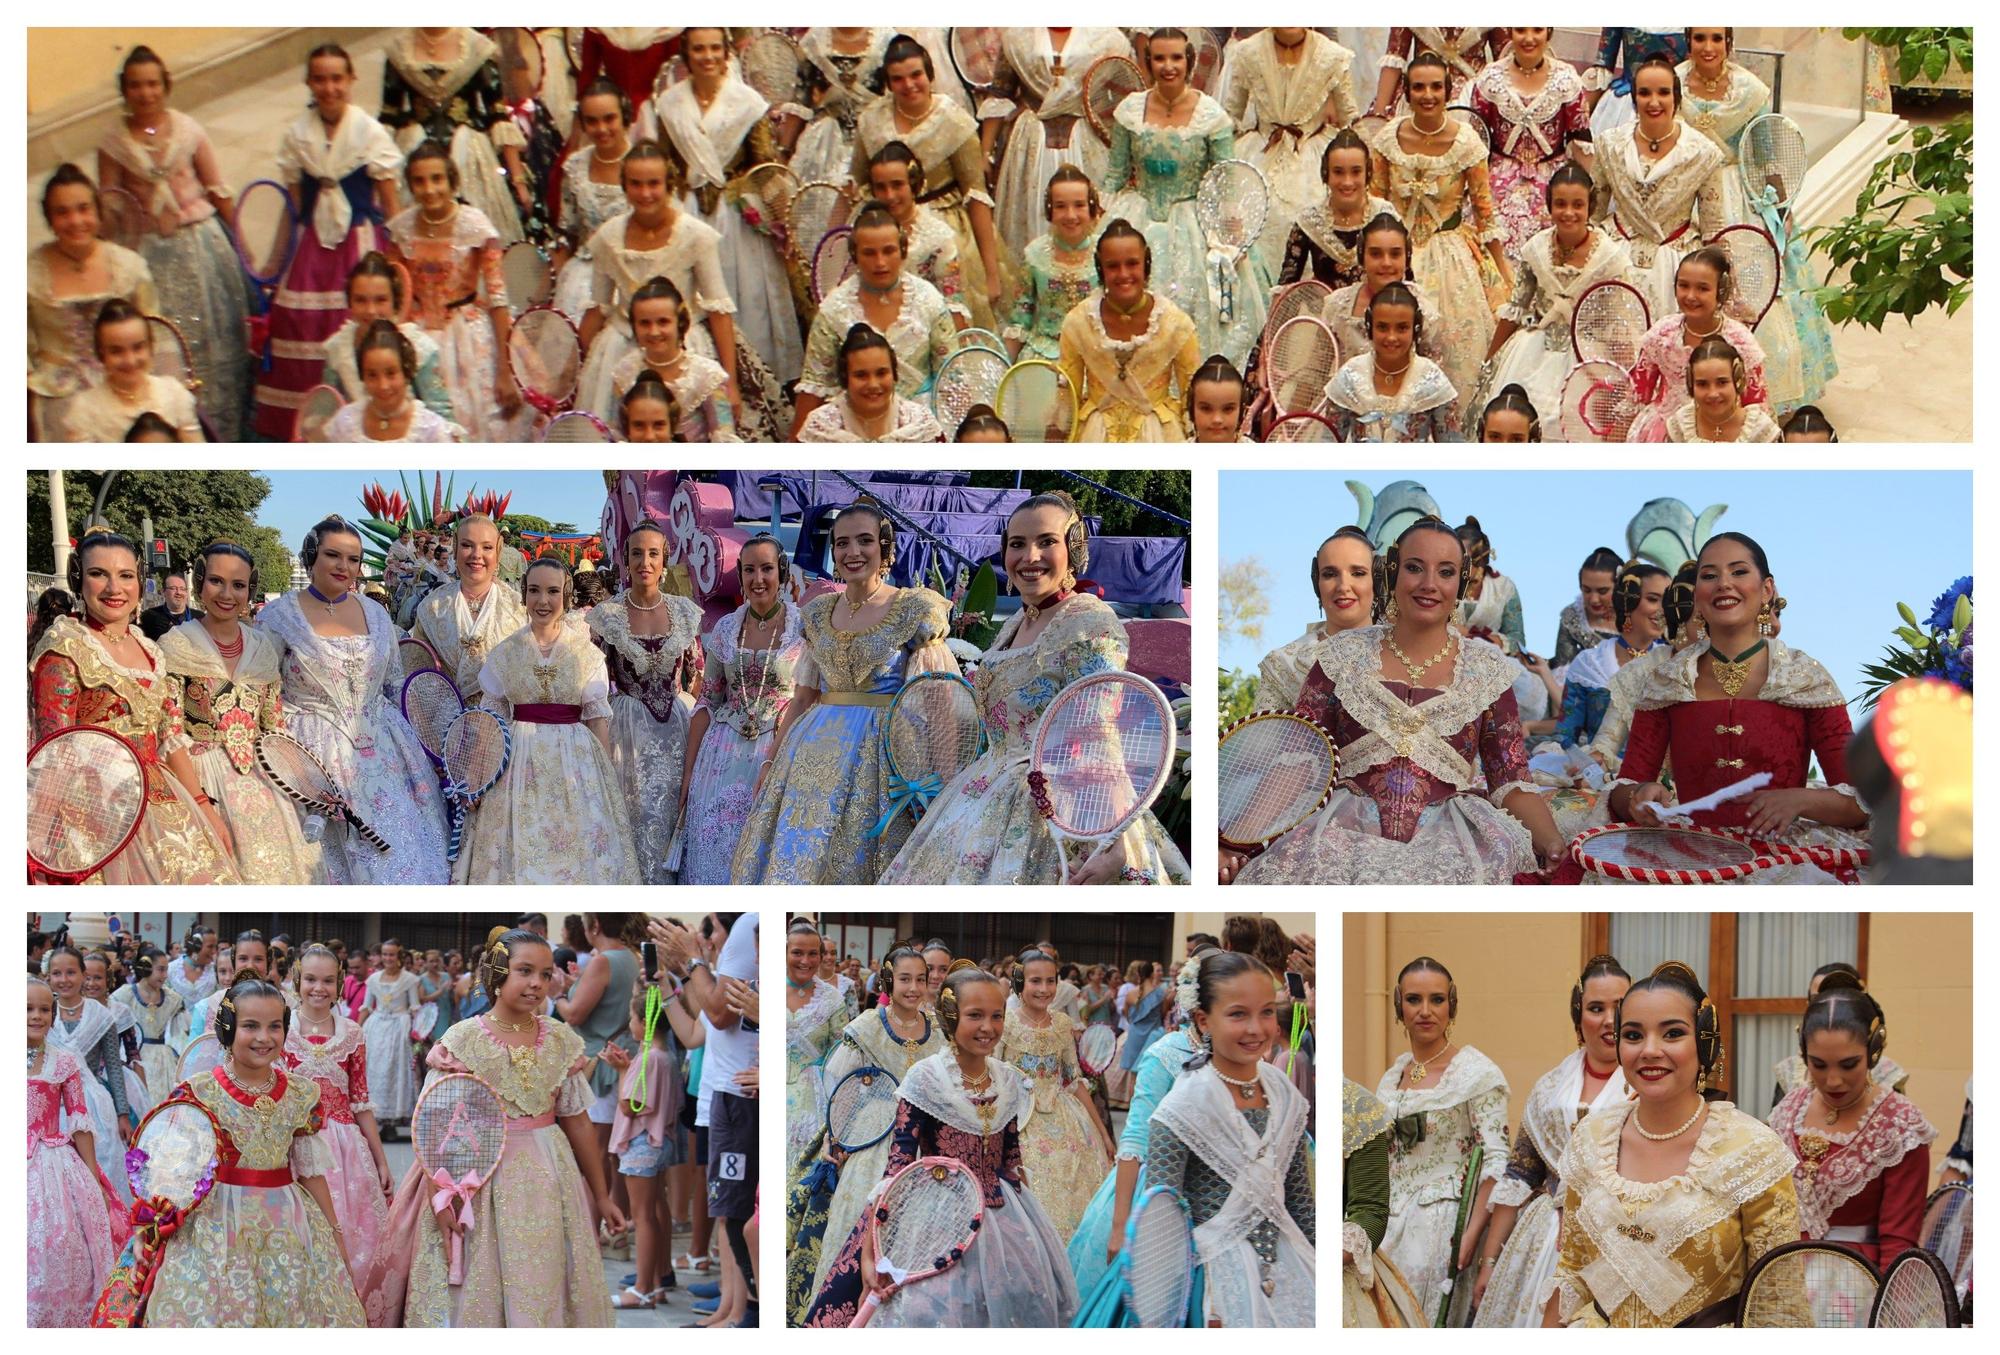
left=1492, top=1049, right=1629, bottom=1208
left=1321, top=625, right=1518, bottom=797
left=895, top=1048, right=1030, bottom=1137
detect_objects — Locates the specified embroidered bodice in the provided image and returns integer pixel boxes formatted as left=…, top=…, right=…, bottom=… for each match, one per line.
left=1058, top=292, right=1203, bottom=439
left=1106, top=92, right=1235, bottom=216
left=786, top=979, right=847, bottom=1086
left=999, top=1009, right=1084, bottom=1114
left=366, top=969, right=425, bottom=1017
left=799, top=30, right=889, bottom=131
left=158, top=622, right=286, bottom=775
left=282, top=1014, right=371, bottom=1124
left=385, top=206, right=507, bottom=329
left=411, top=582, right=529, bottom=697
left=830, top=1006, right=942, bottom=1083
left=1376, top=1047, right=1509, bottom=1207
left=797, top=588, right=950, bottom=696
left=1593, top=121, right=1728, bottom=252
left=883, top=1099, right=1021, bottom=1208
left=696, top=601, right=804, bottom=737
left=28, top=1049, right=88, bottom=1147
left=560, top=154, right=629, bottom=257
left=111, top=985, right=186, bottom=1047
left=888, top=1051, right=1033, bottom=1207
left=851, top=97, right=988, bottom=208
left=381, top=28, right=515, bottom=140
left=1469, top=59, right=1590, bottom=165
left=179, top=1067, right=327, bottom=1172
left=1281, top=196, right=1399, bottom=289
left=587, top=593, right=705, bottom=724
left=479, top=623, right=612, bottom=716
left=1497, top=228, right=1635, bottom=349
left=586, top=211, right=735, bottom=341
left=436, top=1015, right=588, bottom=1119
left=30, top=618, right=182, bottom=796
left=1633, top=313, right=1768, bottom=411
left=1676, top=63, right=1771, bottom=163
left=1225, top=30, right=1358, bottom=137
left=1007, top=232, right=1099, bottom=349
left=1775, top=1086, right=1936, bottom=1239
left=969, top=594, right=1123, bottom=758
left=257, top=592, right=407, bottom=747
left=1322, top=279, right=1445, bottom=367
left=1368, top=117, right=1501, bottom=249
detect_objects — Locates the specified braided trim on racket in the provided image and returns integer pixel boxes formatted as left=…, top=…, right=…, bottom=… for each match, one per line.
left=1568, top=822, right=1778, bottom=883
left=1215, top=710, right=1338, bottom=849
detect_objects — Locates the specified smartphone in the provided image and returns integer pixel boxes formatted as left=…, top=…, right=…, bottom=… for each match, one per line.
left=642, top=940, right=658, bottom=983
left=1285, top=970, right=1306, bottom=1001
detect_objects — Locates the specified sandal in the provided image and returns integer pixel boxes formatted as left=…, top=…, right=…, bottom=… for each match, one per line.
left=674, top=1251, right=715, bottom=1274
left=611, top=1285, right=655, bottom=1310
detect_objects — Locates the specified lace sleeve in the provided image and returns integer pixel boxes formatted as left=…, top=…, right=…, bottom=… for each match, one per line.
left=290, top=1121, right=336, bottom=1178
left=95, top=1027, right=132, bottom=1121
left=1492, top=1122, right=1548, bottom=1208
left=556, top=1064, right=592, bottom=1117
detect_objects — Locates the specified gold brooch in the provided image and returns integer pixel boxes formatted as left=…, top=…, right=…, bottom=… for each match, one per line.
left=1616, top=1222, right=1657, bottom=1245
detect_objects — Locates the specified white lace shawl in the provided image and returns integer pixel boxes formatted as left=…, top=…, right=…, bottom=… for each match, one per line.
left=1626, top=636, right=1848, bottom=712
left=158, top=613, right=284, bottom=687
left=1492, top=1049, right=1629, bottom=1208
left=854, top=96, right=986, bottom=203
left=1594, top=120, right=1727, bottom=246
left=282, top=1011, right=371, bottom=1114
left=1150, top=1061, right=1311, bottom=1259
left=799, top=396, right=944, bottom=442
left=49, top=999, right=116, bottom=1059
left=276, top=104, right=404, bottom=249
left=1775, top=1086, right=1935, bottom=1237
left=1227, top=29, right=1357, bottom=131
left=1325, top=351, right=1458, bottom=417
left=896, top=1048, right=1031, bottom=1137
left=655, top=76, right=768, bottom=190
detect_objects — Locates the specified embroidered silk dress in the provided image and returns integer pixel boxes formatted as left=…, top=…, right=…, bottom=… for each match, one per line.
left=731, top=588, right=956, bottom=884
left=1225, top=30, right=1361, bottom=265
left=383, top=205, right=531, bottom=443
left=553, top=152, right=634, bottom=323
left=789, top=29, right=891, bottom=186
left=258, top=591, right=451, bottom=885
left=456, top=622, right=641, bottom=885
left=901, top=205, right=970, bottom=321
left=358, top=970, right=423, bottom=1125
left=798, top=273, right=957, bottom=407
left=410, top=580, right=528, bottom=701
left=1475, top=1051, right=1630, bottom=1328
left=282, top=1013, right=392, bottom=1323
left=380, top=29, right=530, bottom=245
left=1238, top=628, right=1537, bottom=884
left=1376, top=1046, right=1510, bottom=1320
left=587, top=592, right=705, bottom=884
left=1552, top=1100, right=1800, bottom=1327
left=27, top=242, right=158, bottom=437
left=986, top=28, right=1133, bottom=257
left=1000, top=1008, right=1111, bottom=1243
left=1468, top=58, right=1592, bottom=256
left=1103, top=90, right=1271, bottom=365
left=852, top=95, right=1003, bottom=332
left=1150, top=1062, right=1316, bottom=1327
left=882, top=594, right=1189, bottom=885
left=1277, top=195, right=1399, bottom=289
left=385, top=1018, right=614, bottom=1327
left=610, top=348, right=737, bottom=440
left=319, top=317, right=453, bottom=418
left=682, top=600, right=804, bottom=885
left=1629, top=313, right=1769, bottom=440
left=27, top=1048, right=126, bottom=1327
left=1774, top=1085, right=1934, bottom=1271
left=158, top=621, right=322, bottom=884
left=797, top=395, right=944, bottom=442
left=1478, top=226, right=1634, bottom=423
left=1324, top=351, right=1463, bottom=442
left=107, top=1068, right=366, bottom=1327
left=30, top=616, right=237, bottom=884
left=94, top=108, right=253, bottom=440
left=786, top=979, right=849, bottom=1197
left=109, top=984, right=187, bottom=1114
left=804, top=1050, right=1079, bottom=1326
left=1591, top=121, right=1730, bottom=323
left=1005, top=229, right=1100, bottom=361
left=1057, top=292, right=1203, bottom=442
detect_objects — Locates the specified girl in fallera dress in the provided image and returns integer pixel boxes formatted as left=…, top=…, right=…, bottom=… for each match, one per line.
left=1321, top=214, right=1445, bottom=370
left=1552, top=963, right=1800, bottom=1326
left=159, top=541, right=323, bottom=885
left=256, top=44, right=404, bottom=440
left=1472, top=956, right=1632, bottom=1328
left=552, top=81, right=639, bottom=324
left=45, top=949, right=137, bottom=1209
left=679, top=535, right=805, bottom=884
left=319, top=253, right=453, bottom=419
left=1225, top=27, right=1361, bottom=267
left=1770, top=965, right=1910, bottom=1108
left=1323, top=283, right=1461, bottom=442
left=383, top=929, right=624, bottom=1327
left=619, top=373, right=681, bottom=442
left=804, top=968, right=1079, bottom=1326
left=786, top=28, right=892, bottom=188
left=1274, top=129, right=1397, bottom=291
left=109, top=951, right=188, bottom=1115
left=732, top=503, right=958, bottom=884
left=325, top=320, right=467, bottom=443
left=1468, top=29, right=1592, bottom=256
left=1057, top=221, right=1202, bottom=442
left=999, top=949, right=1114, bottom=1243
left=356, top=941, right=423, bottom=1136
left=883, top=492, right=1189, bottom=884
left=283, top=945, right=394, bottom=1324
left=457, top=559, right=642, bottom=885
left=1630, top=248, right=1768, bottom=440
left=95, top=46, right=252, bottom=440
left=586, top=520, right=705, bottom=884
left=1007, top=166, right=1103, bottom=362
left=380, top=28, right=533, bottom=246
left=80, top=954, right=149, bottom=1117
left=1651, top=337, right=1782, bottom=444
left=93, top=979, right=366, bottom=1327
left=29, top=531, right=237, bottom=885
left=259, top=516, right=451, bottom=884
left=867, top=143, right=971, bottom=323
left=1188, top=355, right=1248, bottom=442
left=411, top=513, right=527, bottom=699
left=799, top=324, right=945, bottom=442
left=57, top=300, right=203, bottom=443
left=29, top=165, right=159, bottom=440
left=610, top=278, right=738, bottom=440
left=788, top=948, right=944, bottom=1322
left=27, top=976, right=128, bottom=1328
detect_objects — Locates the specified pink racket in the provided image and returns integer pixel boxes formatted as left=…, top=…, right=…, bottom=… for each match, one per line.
left=26, top=726, right=147, bottom=883
left=849, top=1156, right=985, bottom=1327
left=1027, top=671, right=1177, bottom=884
left=410, top=1072, right=507, bottom=1286
left=507, top=306, right=581, bottom=417
left=1264, top=410, right=1342, bottom=443
left=1260, top=280, right=1335, bottom=389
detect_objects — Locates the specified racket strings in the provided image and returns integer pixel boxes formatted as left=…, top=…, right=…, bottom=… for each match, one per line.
left=1874, top=1263, right=1951, bottom=1326
left=1039, top=693, right=1171, bottom=833
left=445, top=716, right=509, bottom=794
left=414, top=1082, right=506, bottom=1178
left=876, top=1173, right=982, bottom=1271
left=260, top=735, right=340, bottom=802
left=887, top=686, right=985, bottom=782
left=404, top=675, right=465, bottom=758
left=28, top=736, right=145, bottom=866
left=827, top=1080, right=898, bottom=1150
left=1742, top=1250, right=1877, bottom=1327
left=1217, top=721, right=1334, bottom=841
left=511, top=311, right=579, bottom=398
left=1126, top=1197, right=1193, bottom=1324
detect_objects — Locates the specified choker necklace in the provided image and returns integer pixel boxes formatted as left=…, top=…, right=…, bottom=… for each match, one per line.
left=1020, top=586, right=1072, bottom=622
left=1554, top=230, right=1590, bottom=265
left=785, top=974, right=814, bottom=991
left=1643, top=124, right=1677, bottom=155
left=859, top=276, right=900, bottom=299
left=1407, top=1041, right=1451, bottom=1085
left=1634, top=1099, right=1705, bottom=1141
left=626, top=591, right=664, bottom=611
left=57, top=998, right=85, bottom=1018
left=1107, top=291, right=1150, bottom=318
left=1513, top=54, right=1547, bottom=74
left=1707, top=638, right=1765, bottom=695
left=592, top=144, right=629, bottom=165
left=1273, top=32, right=1307, bottom=53
left=306, top=583, right=350, bottom=609
left=489, top=1013, right=533, bottom=1032
left=1214, top=1064, right=1262, bottom=1101
left=746, top=601, right=782, bottom=624
left=1386, top=627, right=1455, bottom=685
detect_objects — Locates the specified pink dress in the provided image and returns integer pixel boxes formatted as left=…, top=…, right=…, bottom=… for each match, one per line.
left=1629, top=313, right=1769, bottom=441
left=27, top=1050, right=127, bottom=1327
left=283, top=1014, right=394, bottom=1324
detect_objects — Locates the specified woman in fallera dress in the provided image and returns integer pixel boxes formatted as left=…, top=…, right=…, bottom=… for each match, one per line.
left=732, top=502, right=958, bottom=884
left=28, top=166, right=159, bottom=440
left=108, top=951, right=187, bottom=1115
left=610, top=278, right=737, bottom=441
left=1468, top=29, right=1592, bottom=256
left=326, top=323, right=467, bottom=442
left=27, top=976, right=127, bottom=1329
left=457, top=559, right=642, bottom=885
left=983, top=26, right=1131, bottom=258
left=1323, top=283, right=1461, bottom=442
left=45, top=948, right=138, bottom=1207
left=1630, top=248, right=1768, bottom=440
left=883, top=492, right=1189, bottom=885
left=380, top=28, right=532, bottom=246
left=1236, top=518, right=1567, bottom=883
left=1371, top=27, right=1507, bottom=116
left=1772, top=981, right=1935, bottom=1269
left=1000, top=949, right=1114, bottom=1244
left=1552, top=963, right=1800, bottom=1327
left=1057, top=221, right=1202, bottom=442
left=96, top=46, right=252, bottom=441
left=586, top=519, right=706, bottom=884
left=1275, top=130, right=1397, bottom=290
left=158, top=541, right=323, bottom=885
left=1771, top=965, right=1910, bottom=1108
left=678, top=534, right=805, bottom=885
left=356, top=941, right=422, bottom=1136
left=552, top=81, right=639, bottom=324
left=30, top=532, right=237, bottom=885
left=1472, top=956, right=1631, bottom=1328
left=1251, top=525, right=1378, bottom=714
left=1552, top=546, right=1625, bottom=669
left=1223, top=27, right=1360, bottom=267
left=1376, top=957, right=1509, bottom=1323
left=1652, top=337, right=1782, bottom=444
left=1007, top=166, right=1103, bottom=362
left=257, top=516, right=451, bottom=884
left=787, top=28, right=891, bottom=187
left=57, top=300, right=203, bottom=443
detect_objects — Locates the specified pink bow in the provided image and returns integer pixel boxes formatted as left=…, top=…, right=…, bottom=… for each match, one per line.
left=430, top=1167, right=482, bottom=1284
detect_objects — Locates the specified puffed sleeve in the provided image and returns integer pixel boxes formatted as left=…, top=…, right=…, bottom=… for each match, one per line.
left=1496, top=247, right=1542, bottom=326
left=476, top=655, right=511, bottom=717
left=902, top=590, right=960, bottom=678
left=1345, top=1130, right=1391, bottom=1249
left=1382, top=29, right=1414, bottom=73
left=556, top=1061, right=592, bottom=1116
left=31, top=651, right=82, bottom=740
left=290, top=1113, right=336, bottom=1178
left=579, top=641, right=613, bottom=722
left=690, top=226, right=736, bottom=316
left=1051, top=601, right=1128, bottom=685
left=797, top=311, right=844, bottom=401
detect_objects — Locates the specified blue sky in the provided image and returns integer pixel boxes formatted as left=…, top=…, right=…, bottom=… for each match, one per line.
left=1219, top=470, right=1973, bottom=705
left=256, top=470, right=610, bottom=558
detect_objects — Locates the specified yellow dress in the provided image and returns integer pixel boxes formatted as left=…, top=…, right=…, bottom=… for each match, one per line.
left=1553, top=1100, right=1800, bottom=1327
left=1001, top=1007, right=1111, bottom=1242
left=1057, top=292, right=1202, bottom=442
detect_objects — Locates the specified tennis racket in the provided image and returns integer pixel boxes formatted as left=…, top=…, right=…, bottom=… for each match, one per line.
left=144, top=314, right=199, bottom=396
left=541, top=410, right=615, bottom=441
left=878, top=671, right=987, bottom=830
left=493, top=28, right=545, bottom=106
left=1571, top=280, right=1652, bottom=368
left=1263, top=410, right=1342, bottom=443
left=1260, top=280, right=1335, bottom=389
left=811, top=226, right=856, bottom=304
left=1711, top=224, right=1781, bottom=328
left=1737, top=1239, right=1879, bottom=1327
left=850, top=1156, right=986, bottom=1327
left=411, top=1072, right=507, bottom=1286
left=1077, top=1023, right=1119, bottom=1078
left=398, top=635, right=442, bottom=678
left=1083, top=55, right=1146, bottom=147
left=947, top=28, right=1007, bottom=96
left=1184, top=27, right=1225, bottom=94
left=1869, top=1249, right=1961, bottom=1327
left=126, top=1098, right=222, bottom=1213
left=738, top=161, right=802, bottom=245
left=652, top=55, right=689, bottom=104
left=1217, top=711, right=1338, bottom=851
left=1568, top=822, right=1777, bottom=883
left=1439, top=1142, right=1483, bottom=1326
left=441, top=707, right=512, bottom=862
left=293, top=384, right=345, bottom=442
left=506, top=306, right=582, bottom=417
left=1447, top=102, right=1491, bottom=154
left=824, top=1065, right=902, bottom=1154
left=177, top=1033, right=225, bottom=1082
left=256, top=730, right=392, bottom=852
left=785, top=180, right=850, bottom=266
left=1027, top=671, right=1176, bottom=883
left=1266, top=315, right=1339, bottom=414
left=400, top=668, right=466, bottom=767
left=500, top=241, right=553, bottom=317
left=97, top=185, right=149, bottom=250
left=1740, top=113, right=1810, bottom=212
left=1119, top=1184, right=1195, bottom=1326
left=739, top=30, right=806, bottom=110
left=996, top=358, right=1078, bottom=443
left=231, top=179, right=299, bottom=316
left=1196, top=160, right=1268, bottom=323
left=1918, top=1183, right=1972, bottom=1300
left=1558, top=359, right=1640, bottom=442
left=26, top=726, right=148, bottom=884
left=930, top=345, right=1009, bottom=435
left=954, top=327, right=1007, bottom=355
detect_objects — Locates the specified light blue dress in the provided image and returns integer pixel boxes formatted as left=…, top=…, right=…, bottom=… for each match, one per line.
left=1102, top=90, right=1271, bottom=367
left=1119, top=985, right=1168, bottom=1071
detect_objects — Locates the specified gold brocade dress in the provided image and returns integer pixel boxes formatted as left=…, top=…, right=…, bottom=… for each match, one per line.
left=410, top=580, right=529, bottom=700
left=1000, top=1008, right=1111, bottom=1242
left=1056, top=292, right=1203, bottom=442
left=1553, top=1100, right=1801, bottom=1327
left=851, top=96, right=1004, bottom=332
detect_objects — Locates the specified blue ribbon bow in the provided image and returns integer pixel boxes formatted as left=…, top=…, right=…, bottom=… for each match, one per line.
left=867, top=770, right=943, bottom=837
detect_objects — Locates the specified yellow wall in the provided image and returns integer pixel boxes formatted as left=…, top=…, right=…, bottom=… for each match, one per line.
left=1345, top=913, right=1972, bottom=1166
left=28, top=29, right=286, bottom=117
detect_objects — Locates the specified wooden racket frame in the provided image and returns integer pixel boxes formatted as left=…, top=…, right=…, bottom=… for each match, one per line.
left=1869, top=1248, right=1962, bottom=1327
left=1735, top=1238, right=1880, bottom=1328
left=1216, top=710, right=1337, bottom=850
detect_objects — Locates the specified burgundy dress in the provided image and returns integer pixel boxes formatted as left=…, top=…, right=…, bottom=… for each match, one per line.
left=1774, top=1086, right=1934, bottom=1270
left=1618, top=699, right=1855, bottom=831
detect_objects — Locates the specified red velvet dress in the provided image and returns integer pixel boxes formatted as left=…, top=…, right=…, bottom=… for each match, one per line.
left=1774, top=1086, right=1935, bottom=1269
left=1619, top=698, right=1856, bottom=831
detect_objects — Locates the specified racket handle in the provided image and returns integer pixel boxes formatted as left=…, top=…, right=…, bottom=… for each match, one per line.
left=446, top=801, right=464, bottom=863
left=849, top=1291, right=885, bottom=1328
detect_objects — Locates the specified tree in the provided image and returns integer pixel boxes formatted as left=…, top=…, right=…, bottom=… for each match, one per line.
left=503, top=514, right=581, bottom=538
left=966, top=471, right=1192, bottom=538
left=239, top=525, right=293, bottom=600
left=1218, top=554, right=1272, bottom=646
left=27, top=470, right=277, bottom=577
left=1219, top=666, right=1261, bottom=727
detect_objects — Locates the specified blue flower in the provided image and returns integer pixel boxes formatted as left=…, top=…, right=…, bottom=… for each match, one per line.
left=1925, top=576, right=1973, bottom=632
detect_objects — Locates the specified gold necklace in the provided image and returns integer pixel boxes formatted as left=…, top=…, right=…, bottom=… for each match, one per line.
left=1385, top=627, right=1455, bottom=685
left=840, top=580, right=884, bottom=625
left=1819, top=1084, right=1868, bottom=1126
left=1408, top=1041, right=1451, bottom=1085
left=1706, top=639, right=1766, bottom=697
left=490, top=1012, right=533, bottom=1032
left=1634, top=1099, right=1705, bottom=1141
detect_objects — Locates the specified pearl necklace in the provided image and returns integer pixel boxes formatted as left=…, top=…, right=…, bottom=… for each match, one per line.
left=1407, top=1041, right=1450, bottom=1085
left=57, top=998, right=86, bottom=1019
left=1634, top=1099, right=1705, bottom=1141
left=591, top=143, right=630, bottom=166
left=1214, top=1064, right=1262, bottom=1101
left=626, top=591, right=665, bottom=612
left=227, top=1062, right=278, bottom=1098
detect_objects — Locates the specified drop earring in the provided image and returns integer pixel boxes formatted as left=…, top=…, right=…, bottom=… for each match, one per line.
left=1757, top=603, right=1773, bottom=637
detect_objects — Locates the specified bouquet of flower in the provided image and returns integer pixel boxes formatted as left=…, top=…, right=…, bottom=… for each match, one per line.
left=1860, top=575, right=1971, bottom=708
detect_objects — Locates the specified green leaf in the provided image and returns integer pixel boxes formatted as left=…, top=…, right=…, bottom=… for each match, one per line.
left=963, top=561, right=998, bottom=619
left=1925, top=46, right=1949, bottom=83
